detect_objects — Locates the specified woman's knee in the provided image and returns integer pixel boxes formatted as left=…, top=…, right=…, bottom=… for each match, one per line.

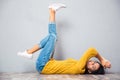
left=50, top=34, right=57, bottom=41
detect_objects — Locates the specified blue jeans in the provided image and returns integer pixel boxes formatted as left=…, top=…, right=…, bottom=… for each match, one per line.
left=36, top=23, right=57, bottom=73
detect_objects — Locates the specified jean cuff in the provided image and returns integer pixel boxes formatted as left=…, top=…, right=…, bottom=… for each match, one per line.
left=49, top=22, right=56, bottom=24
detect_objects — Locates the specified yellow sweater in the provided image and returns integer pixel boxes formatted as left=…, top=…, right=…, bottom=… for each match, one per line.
left=41, top=48, right=98, bottom=74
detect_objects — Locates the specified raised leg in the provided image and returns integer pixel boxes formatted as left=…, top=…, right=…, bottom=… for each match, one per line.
left=17, top=3, right=66, bottom=61
left=17, top=9, right=56, bottom=59
left=36, top=8, right=57, bottom=72
left=27, top=8, right=57, bottom=54
left=36, top=3, right=66, bottom=72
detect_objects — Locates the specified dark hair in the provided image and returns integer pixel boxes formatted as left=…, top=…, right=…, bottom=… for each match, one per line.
left=85, top=62, right=105, bottom=75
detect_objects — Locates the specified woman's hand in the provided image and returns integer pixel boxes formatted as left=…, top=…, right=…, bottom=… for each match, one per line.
left=96, top=53, right=111, bottom=69
left=101, top=58, right=111, bottom=69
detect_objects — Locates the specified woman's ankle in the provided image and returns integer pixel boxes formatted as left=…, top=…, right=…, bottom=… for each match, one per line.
left=27, top=50, right=33, bottom=54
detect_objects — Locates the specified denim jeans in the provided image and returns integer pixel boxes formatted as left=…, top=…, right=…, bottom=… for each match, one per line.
left=36, top=23, right=57, bottom=73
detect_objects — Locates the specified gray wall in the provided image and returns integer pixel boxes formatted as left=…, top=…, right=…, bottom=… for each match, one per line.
left=0, top=0, right=120, bottom=73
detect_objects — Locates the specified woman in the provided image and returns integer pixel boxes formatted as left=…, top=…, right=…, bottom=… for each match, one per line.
left=17, top=3, right=111, bottom=74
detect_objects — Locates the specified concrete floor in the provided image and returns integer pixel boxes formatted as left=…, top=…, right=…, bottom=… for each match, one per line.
left=0, top=72, right=120, bottom=80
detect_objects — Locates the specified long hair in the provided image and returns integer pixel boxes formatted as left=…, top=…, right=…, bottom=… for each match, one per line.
left=85, top=61, right=105, bottom=75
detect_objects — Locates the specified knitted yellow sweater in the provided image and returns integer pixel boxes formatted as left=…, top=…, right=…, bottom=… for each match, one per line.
left=41, top=48, right=98, bottom=74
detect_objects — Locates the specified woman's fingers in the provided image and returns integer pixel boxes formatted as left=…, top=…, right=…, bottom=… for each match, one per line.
left=106, top=61, right=111, bottom=68
left=104, top=60, right=111, bottom=68
left=100, top=58, right=111, bottom=69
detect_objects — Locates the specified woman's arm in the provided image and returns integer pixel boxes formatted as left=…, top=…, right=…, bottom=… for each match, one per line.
left=96, top=53, right=111, bottom=68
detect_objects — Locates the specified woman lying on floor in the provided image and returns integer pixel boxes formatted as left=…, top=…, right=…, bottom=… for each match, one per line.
left=17, top=3, right=111, bottom=74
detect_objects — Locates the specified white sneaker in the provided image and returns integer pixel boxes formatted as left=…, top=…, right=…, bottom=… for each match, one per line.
left=48, top=3, right=66, bottom=11
left=17, top=50, right=33, bottom=59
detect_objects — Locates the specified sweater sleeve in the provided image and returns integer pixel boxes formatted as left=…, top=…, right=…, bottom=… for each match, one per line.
left=76, top=48, right=98, bottom=73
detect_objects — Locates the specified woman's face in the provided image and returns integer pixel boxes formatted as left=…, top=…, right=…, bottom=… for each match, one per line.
left=87, top=60, right=100, bottom=72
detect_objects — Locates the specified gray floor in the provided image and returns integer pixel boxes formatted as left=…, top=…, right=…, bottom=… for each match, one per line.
left=0, top=72, right=120, bottom=80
